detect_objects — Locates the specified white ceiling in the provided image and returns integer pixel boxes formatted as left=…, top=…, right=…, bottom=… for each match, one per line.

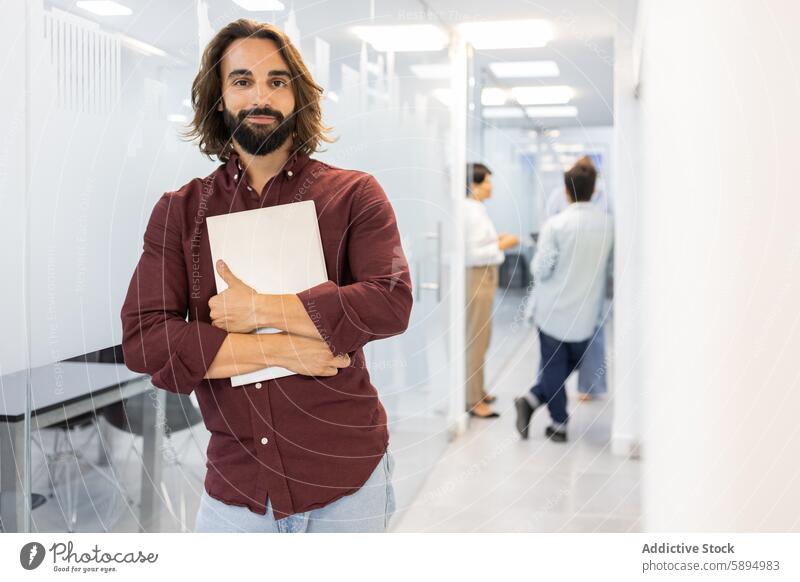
left=47, top=0, right=620, bottom=127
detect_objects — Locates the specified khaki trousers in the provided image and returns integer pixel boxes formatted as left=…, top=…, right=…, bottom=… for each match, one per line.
left=465, top=264, right=499, bottom=408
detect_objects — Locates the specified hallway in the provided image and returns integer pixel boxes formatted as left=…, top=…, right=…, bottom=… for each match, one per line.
left=391, top=289, right=641, bottom=532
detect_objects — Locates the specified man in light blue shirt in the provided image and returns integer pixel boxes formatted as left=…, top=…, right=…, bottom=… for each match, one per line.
left=515, top=162, right=614, bottom=442
left=539, top=155, right=612, bottom=402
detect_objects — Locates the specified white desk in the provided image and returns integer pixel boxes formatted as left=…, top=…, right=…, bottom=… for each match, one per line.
left=0, top=361, right=163, bottom=533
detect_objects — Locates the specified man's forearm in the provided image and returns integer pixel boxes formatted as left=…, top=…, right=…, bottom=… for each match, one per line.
left=255, top=293, right=323, bottom=340
left=204, top=332, right=278, bottom=379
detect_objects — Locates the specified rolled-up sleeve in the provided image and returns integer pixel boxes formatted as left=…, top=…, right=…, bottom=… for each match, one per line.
left=531, top=221, right=559, bottom=283
left=120, top=193, right=228, bottom=395
left=296, top=175, right=413, bottom=355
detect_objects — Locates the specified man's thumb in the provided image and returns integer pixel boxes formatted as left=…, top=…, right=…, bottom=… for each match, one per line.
left=216, top=260, right=242, bottom=287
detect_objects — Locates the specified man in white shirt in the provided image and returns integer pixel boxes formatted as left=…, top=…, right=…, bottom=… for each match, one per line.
left=515, top=161, right=614, bottom=442
left=464, top=163, right=518, bottom=418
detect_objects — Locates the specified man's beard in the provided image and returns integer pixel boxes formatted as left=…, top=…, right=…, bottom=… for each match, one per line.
left=222, top=105, right=296, bottom=156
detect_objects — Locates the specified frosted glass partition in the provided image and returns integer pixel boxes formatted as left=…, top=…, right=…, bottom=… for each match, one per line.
left=1, top=1, right=33, bottom=377
left=26, top=1, right=218, bottom=369
left=2, top=0, right=33, bottom=535
left=9, top=0, right=465, bottom=531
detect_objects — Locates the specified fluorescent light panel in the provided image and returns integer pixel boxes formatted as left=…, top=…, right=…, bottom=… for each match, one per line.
left=525, top=105, right=578, bottom=118
left=489, top=60, right=560, bottom=78
left=231, top=0, right=285, bottom=10
left=481, top=107, right=524, bottom=119
left=410, top=64, right=451, bottom=80
left=352, top=24, right=448, bottom=52
left=480, top=85, right=574, bottom=106
left=120, top=35, right=166, bottom=57
left=75, top=1, right=132, bottom=16
left=458, top=20, right=553, bottom=49
left=481, top=105, right=578, bottom=119
left=481, top=87, right=507, bottom=106
left=511, top=85, right=574, bottom=105
left=553, top=143, right=585, bottom=153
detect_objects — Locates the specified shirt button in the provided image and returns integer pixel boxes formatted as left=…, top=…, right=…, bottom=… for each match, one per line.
left=287, top=170, right=293, bottom=177
left=233, top=173, right=239, bottom=180
left=261, top=437, right=269, bottom=445
left=255, top=382, right=262, bottom=389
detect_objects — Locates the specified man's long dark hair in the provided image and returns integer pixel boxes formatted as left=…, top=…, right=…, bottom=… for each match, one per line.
left=185, top=19, right=333, bottom=161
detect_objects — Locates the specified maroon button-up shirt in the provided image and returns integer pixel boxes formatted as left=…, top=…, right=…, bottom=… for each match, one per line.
left=120, top=148, right=413, bottom=520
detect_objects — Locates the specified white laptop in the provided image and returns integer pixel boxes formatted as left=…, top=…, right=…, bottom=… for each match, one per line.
left=206, top=200, right=328, bottom=386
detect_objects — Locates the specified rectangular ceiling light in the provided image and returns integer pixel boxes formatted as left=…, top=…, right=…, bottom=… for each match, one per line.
left=489, top=60, right=560, bottom=78
left=457, top=20, right=553, bottom=49
left=553, top=143, right=585, bottom=153
left=231, top=0, right=286, bottom=10
left=120, top=34, right=167, bottom=57
left=410, top=64, right=451, bottom=80
left=481, top=87, right=508, bottom=106
left=481, top=107, right=525, bottom=119
left=75, top=1, right=132, bottom=16
left=352, top=24, right=449, bottom=52
left=525, top=105, right=578, bottom=118
left=483, top=105, right=578, bottom=119
left=511, top=85, right=574, bottom=105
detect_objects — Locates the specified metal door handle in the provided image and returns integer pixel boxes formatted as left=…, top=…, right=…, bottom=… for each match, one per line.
left=415, top=221, right=443, bottom=302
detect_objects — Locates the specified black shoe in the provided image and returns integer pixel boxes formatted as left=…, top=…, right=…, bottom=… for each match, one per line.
left=545, top=425, right=567, bottom=443
left=514, top=397, right=535, bottom=439
left=469, top=409, right=500, bottom=419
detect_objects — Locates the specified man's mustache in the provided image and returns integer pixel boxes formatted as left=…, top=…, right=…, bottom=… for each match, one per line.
left=238, top=107, right=285, bottom=122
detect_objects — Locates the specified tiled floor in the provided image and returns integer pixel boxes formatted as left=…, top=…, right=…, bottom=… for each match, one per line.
left=390, top=288, right=642, bottom=532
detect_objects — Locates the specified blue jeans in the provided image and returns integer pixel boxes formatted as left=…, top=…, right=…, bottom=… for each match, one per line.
left=530, top=329, right=590, bottom=425
left=577, top=323, right=608, bottom=396
left=194, top=451, right=396, bottom=533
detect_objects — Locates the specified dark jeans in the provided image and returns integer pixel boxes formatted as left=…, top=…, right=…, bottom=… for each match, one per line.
left=529, top=328, right=590, bottom=425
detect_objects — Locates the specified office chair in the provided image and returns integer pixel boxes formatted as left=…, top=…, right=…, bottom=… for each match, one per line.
left=101, top=389, right=206, bottom=532
left=30, top=408, right=124, bottom=533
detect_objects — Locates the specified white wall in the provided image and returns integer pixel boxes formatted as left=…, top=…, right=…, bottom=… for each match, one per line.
left=639, top=0, right=800, bottom=530
left=480, top=126, right=537, bottom=245
left=610, top=0, right=643, bottom=458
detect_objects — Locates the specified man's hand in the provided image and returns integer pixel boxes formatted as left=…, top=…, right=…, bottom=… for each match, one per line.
left=269, top=332, right=351, bottom=377
left=498, top=233, right=520, bottom=250
left=209, top=260, right=261, bottom=333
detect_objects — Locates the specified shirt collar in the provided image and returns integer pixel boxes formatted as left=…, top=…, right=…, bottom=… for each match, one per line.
left=224, top=148, right=311, bottom=189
